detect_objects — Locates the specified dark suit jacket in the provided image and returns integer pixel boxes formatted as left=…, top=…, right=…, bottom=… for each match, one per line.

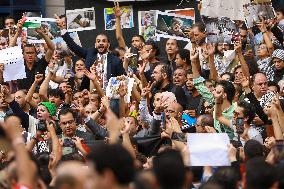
left=62, top=32, right=125, bottom=90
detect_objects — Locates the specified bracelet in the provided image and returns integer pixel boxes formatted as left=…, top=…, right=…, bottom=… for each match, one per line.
left=12, top=137, right=24, bottom=147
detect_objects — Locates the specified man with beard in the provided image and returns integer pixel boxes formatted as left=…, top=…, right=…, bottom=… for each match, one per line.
left=151, top=63, right=186, bottom=109
left=56, top=19, right=125, bottom=90
left=184, top=71, right=202, bottom=117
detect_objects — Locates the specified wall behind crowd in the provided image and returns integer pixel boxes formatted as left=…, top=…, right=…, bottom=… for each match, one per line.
left=65, top=0, right=201, bottom=57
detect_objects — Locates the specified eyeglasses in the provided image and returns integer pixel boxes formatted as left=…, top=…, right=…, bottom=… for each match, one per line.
left=61, top=119, right=75, bottom=126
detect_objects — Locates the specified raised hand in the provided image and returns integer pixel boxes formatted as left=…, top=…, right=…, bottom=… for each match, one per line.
left=34, top=73, right=44, bottom=84
left=190, top=48, right=199, bottom=61
left=114, top=1, right=122, bottom=18
left=206, top=43, right=215, bottom=56
left=84, top=68, right=97, bottom=81
left=234, top=41, right=242, bottom=54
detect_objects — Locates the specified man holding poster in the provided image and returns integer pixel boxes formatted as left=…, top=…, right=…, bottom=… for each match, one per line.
left=8, top=18, right=55, bottom=90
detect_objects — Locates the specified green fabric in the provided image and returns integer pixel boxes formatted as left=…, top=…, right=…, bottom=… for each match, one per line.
left=193, top=76, right=236, bottom=140
left=193, top=76, right=214, bottom=106
left=39, top=102, right=57, bottom=116
left=213, top=103, right=237, bottom=140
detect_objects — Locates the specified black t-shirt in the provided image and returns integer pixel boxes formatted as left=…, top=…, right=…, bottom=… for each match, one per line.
left=17, top=58, right=48, bottom=90
left=186, top=94, right=202, bottom=111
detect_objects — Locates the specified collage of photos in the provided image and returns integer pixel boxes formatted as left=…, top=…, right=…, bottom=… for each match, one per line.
left=104, top=5, right=134, bottom=30
left=243, top=2, right=275, bottom=28
left=203, top=16, right=238, bottom=44
left=138, top=10, right=157, bottom=42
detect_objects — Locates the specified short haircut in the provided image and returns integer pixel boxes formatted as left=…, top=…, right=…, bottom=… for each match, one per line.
left=238, top=101, right=255, bottom=124
left=58, top=108, right=76, bottom=120
left=217, top=80, right=236, bottom=103
left=220, top=72, right=232, bottom=81
left=88, top=144, right=134, bottom=185
left=4, top=16, right=15, bottom=22
left=159, top=63, right=172, bottom=81
left=24, top=44, right=36, bottom=51
left=209, top=167, right=240, bottom=189
left=145, top=40, right=159, bottom=56
left=192, top=22, right=206, bottom=32
left=133, top=34, right=145, bottom=43
left=48, top=88, right=65, bottom=100
left=153, top=149, right=185, bottom=189
left=96, top=33, right=109, bottom=42
left=246, top=157, right=276, bottom=189
left=244, top=139, right=263, bottom=160
left=177, top=49, right=191, bottom=65
left=275, top=7, right=284, bottom=15
left=268, top=81, right=280, bottom=92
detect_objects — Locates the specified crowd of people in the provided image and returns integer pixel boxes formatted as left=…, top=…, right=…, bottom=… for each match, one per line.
left=0, top=1, right=284, bottom=189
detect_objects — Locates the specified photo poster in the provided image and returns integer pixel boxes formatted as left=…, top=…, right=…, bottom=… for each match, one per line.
left=106, top=75, right=134, bottom=103
left=243, top=2, right=275, bottom=28
left=138, top=10, right=158, bottom=42
left=200, top=0, right=250, bottom=21
left=25, top=18, right=61, bottom=44
left=53, top=32, right=82, bottom=58
left=0, top=46, right=26, bottom=82
left=203, top=16, right=238, bottom=44
left=104, top=5, right=134, bottom=30
left=66, top=7, right=96, bottom=32
left=156, top=12, right=194, bottom=42
left=0, top=27, right=17, bottom=50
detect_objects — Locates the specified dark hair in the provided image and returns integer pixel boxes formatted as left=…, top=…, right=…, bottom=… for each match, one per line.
left=145, top=40, right=159, bottom=56
left=192, top=22, right=206, bottom=32
left=238, top=101, right=255, bottom=124
left=217, top=80, right=236, bottom=103
left=23, top=44, right=36, bottom=51
left=153, top=149, right=185, bottom=189
left=88, top=144, right=134, bottom=185
left=275, top=8, right=284, bottom=15
left=199, top=181, right=224, bottom=189
left=246, top=157, right=276, bottom=189
left=177, top=49, right=191, bottom=66
left=220, top=72, right=232, bottom=81
left=268, top=81, right=280, bottom=92
left=58, top=108, right=76, bottom=120
left=48, top=88, right=65, bottom=100
left=159, top=63, right=172, bottom=81
left=208, top=167, right=240, bottom=189
left=244, top=55, right=259, bottom=76
left=96, top=33, right=109, bottom=42
left=244, top=140, right=263, bottom=160
left=4, top=16, right=15, bottom=22
left=133, top=34, right=145, bottom=43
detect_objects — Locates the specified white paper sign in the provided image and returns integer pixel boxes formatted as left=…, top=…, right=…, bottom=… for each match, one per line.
left=0, top=46, right=26, bottom=82
left=200, top=0, right=250, bottom=21
left=187, top=133, right=231, bottom=166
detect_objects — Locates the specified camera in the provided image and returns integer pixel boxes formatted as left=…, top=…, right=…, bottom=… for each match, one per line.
left=37, top=120, right=47, bottom=132
left=63, top=138, right=75, bottom=148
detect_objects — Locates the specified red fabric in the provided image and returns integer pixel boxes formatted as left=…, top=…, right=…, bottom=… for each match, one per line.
left=13, top=184, right=31, bottom=189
